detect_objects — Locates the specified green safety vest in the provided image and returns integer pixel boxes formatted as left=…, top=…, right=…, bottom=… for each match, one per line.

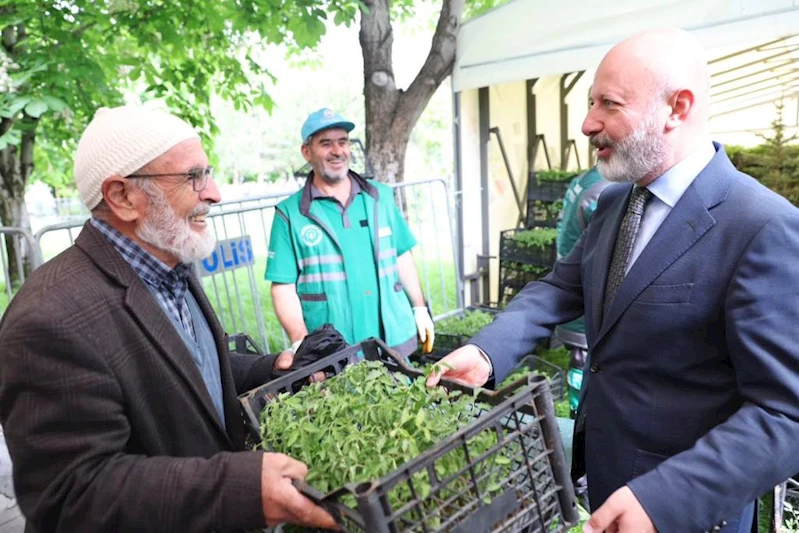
left=556, top=168, right=610, bottom=335
left=274, top=173, right=417, bottom=352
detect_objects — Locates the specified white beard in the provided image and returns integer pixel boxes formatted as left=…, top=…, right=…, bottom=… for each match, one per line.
left=319, top=158, right=349, bottom=184
left=594, top=112, right=668, bottom=183
left=135, top=183, right=216, bottom=264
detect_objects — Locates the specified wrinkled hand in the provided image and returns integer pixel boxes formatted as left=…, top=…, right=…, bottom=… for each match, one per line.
left=260, top=453, right=339, bottom=530
left=273, top=349, right=295, bottom=371
left=425, top=344, right=491, bottom=388
left=413, top=306, right=435, bottom=353
left=273, top=349, right=326, bottom=383
left=583, top=486, right=654, bottom=533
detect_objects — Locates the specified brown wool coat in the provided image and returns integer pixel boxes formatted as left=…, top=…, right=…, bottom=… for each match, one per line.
left=0, top=221, right=268, bottom=533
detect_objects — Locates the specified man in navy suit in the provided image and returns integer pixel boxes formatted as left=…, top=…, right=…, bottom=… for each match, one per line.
left=427, top=28, right=799, bottom=533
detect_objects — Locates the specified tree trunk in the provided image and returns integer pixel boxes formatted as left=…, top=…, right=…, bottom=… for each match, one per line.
left=0, top=118, right=38, bottom=286
left=1, top=19, right=38, bottom=286
left=359, top=0, right=464, bottom=185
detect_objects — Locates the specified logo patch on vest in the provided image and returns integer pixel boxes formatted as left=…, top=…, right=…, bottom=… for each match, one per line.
left=300, top=225, right=323, bottom=247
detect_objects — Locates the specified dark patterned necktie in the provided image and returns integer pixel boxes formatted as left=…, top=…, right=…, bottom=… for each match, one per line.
left=603, top=186, right=653, bottom=318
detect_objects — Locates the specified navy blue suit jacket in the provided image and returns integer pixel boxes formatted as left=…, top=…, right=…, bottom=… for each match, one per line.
left=471, top=144, right=799, bottom=532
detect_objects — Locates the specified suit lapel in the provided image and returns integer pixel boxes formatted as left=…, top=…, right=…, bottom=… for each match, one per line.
left=76, top=222, right=233, bottom=446
left=596, top=186, right=715, bottom=341
left=593, top=144, right=734, bottom=345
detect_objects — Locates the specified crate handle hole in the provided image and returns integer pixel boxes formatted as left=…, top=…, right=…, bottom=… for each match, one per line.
left=353, top=481, right=376, bottom=496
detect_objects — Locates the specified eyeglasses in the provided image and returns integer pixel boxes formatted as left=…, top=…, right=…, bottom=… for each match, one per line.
left=126, top=166, right=214, bottom=192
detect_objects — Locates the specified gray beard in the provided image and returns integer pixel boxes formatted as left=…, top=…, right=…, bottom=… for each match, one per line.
left=134, top=182, right=216, bottom=264
left=319, top=171, right=347, bottom=184
left=594, top=114, right=668, bottom=183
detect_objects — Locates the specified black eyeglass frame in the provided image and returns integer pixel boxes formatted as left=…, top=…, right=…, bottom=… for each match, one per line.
left=125, top=166, right=214, bottom=192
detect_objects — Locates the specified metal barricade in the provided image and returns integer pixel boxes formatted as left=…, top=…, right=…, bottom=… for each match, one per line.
left=34, top=218, right=89, bottom=262
left=0, top=227, right=43, bottom=310
left=21, top=179, right=462, bottom=354
left=199, top=192, right=295, bottom=353
left=390, top=178, right=463, bottom=319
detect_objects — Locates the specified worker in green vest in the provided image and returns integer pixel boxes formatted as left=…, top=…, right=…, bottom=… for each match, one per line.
left=265, top=108, right=434, bottom=359
left=555, top=167, right=610, bottom=418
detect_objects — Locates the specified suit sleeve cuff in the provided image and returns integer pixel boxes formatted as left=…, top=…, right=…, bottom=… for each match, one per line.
left=468, top=343, right=494, bottom=376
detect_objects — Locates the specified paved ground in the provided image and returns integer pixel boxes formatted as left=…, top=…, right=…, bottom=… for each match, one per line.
left=0, top=427, right=24, bottom=533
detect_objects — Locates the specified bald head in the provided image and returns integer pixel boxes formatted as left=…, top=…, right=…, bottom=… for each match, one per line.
left=583, top=28, right=712, bottom=184
left=604, top=28, right=710, bottom=121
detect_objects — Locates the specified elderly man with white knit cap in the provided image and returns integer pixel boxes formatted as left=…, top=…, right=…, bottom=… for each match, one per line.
left=0, top=105, right=338, bottom=532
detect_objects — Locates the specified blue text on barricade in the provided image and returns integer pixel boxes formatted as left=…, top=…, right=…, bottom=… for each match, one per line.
left=197, top=236, right=254, bottom=277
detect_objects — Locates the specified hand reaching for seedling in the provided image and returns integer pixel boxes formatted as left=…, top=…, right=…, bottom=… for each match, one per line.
left=425, top=344, right=491, bottom=388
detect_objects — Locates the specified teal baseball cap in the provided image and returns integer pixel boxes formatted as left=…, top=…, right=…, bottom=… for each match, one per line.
left=301, top=108, right=355, bottom=142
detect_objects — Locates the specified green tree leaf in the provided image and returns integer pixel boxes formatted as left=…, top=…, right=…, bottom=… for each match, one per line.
left=6, top=95, right=32, bottom=116
left=41, top=95, right=67, bottom=113
left=24, top=98, right=48, bottom=118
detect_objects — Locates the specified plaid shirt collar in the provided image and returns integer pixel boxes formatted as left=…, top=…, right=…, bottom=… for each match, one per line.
left=90, top=218, right=193, bottom=297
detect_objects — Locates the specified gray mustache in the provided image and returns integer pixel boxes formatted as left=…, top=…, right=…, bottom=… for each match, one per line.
left=189, top=204, right=211, bottom=218
left=590, top=135, right=614, bottom=149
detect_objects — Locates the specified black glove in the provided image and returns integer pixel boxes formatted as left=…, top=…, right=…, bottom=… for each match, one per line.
left=271, top=324, right=349, bottom=379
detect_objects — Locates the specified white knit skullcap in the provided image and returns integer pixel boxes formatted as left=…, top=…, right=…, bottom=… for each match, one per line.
left=73, top=105, right=200, bottom=210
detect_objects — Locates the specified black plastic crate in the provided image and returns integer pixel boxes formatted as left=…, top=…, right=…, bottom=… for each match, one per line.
left=525, top=199, right=562, bottom=229
left=242, top=339, right=579, bottom=532
left=499, top=228, right=558, bottom=267
left=412, top=305, right=503, bottom=360
left=409, top=334, right=472, bottom=365
left=239, top=345, right=364, bottom=443
left=425, top=332, right=470, bottom=360
left=499, top=260, right=552, bottom=306
left=527, top=171, right=574, bottom=203
left=499, top=355, right=565, bottom=400
left=787, top=476, right=799, bottom=504
left=227, top=332, right=265, bottom=356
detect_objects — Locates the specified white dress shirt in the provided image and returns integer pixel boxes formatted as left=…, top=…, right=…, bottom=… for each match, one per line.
left=627, top=143, right=716, bottom=273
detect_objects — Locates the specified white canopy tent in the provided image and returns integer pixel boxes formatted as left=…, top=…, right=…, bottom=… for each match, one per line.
left=454, top=0, right=799, bottom=93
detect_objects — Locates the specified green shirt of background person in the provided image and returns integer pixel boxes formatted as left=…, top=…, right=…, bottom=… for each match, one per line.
left=556, top=167, right=611, bottom=334
left=555, top=167, right=609, bottom=420
left=265, top=108, right=435, bottom=359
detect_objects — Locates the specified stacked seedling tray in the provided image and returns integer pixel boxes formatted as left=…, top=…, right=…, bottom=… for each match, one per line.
left=239, top=338, right=578, bottom=532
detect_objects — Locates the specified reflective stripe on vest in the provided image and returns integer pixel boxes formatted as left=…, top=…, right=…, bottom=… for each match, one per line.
left=298, top=271, right=347, bottom=284
left=299, top=255, right=344, bottom=268
left=298, top=254, right=346, bottom=285
left=378, top=247, right=397, bottom=278
left=378, top=248, right=396, bottom=260
left=378, top=264, right=397, bottom=278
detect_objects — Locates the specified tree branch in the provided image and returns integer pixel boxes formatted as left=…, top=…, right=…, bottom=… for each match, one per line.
left=0, top=116, right=14, bottom=138
left=0, top=145, right=8, bottom=192
left=2, top=23, right=16, bottom=51
left=20, top=120, right=37, bottom=187
left=395, top=0, right=464, bottom=132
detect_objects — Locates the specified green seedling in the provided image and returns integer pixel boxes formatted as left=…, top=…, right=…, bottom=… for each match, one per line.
left=261, top=361, right=516, bottom=530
